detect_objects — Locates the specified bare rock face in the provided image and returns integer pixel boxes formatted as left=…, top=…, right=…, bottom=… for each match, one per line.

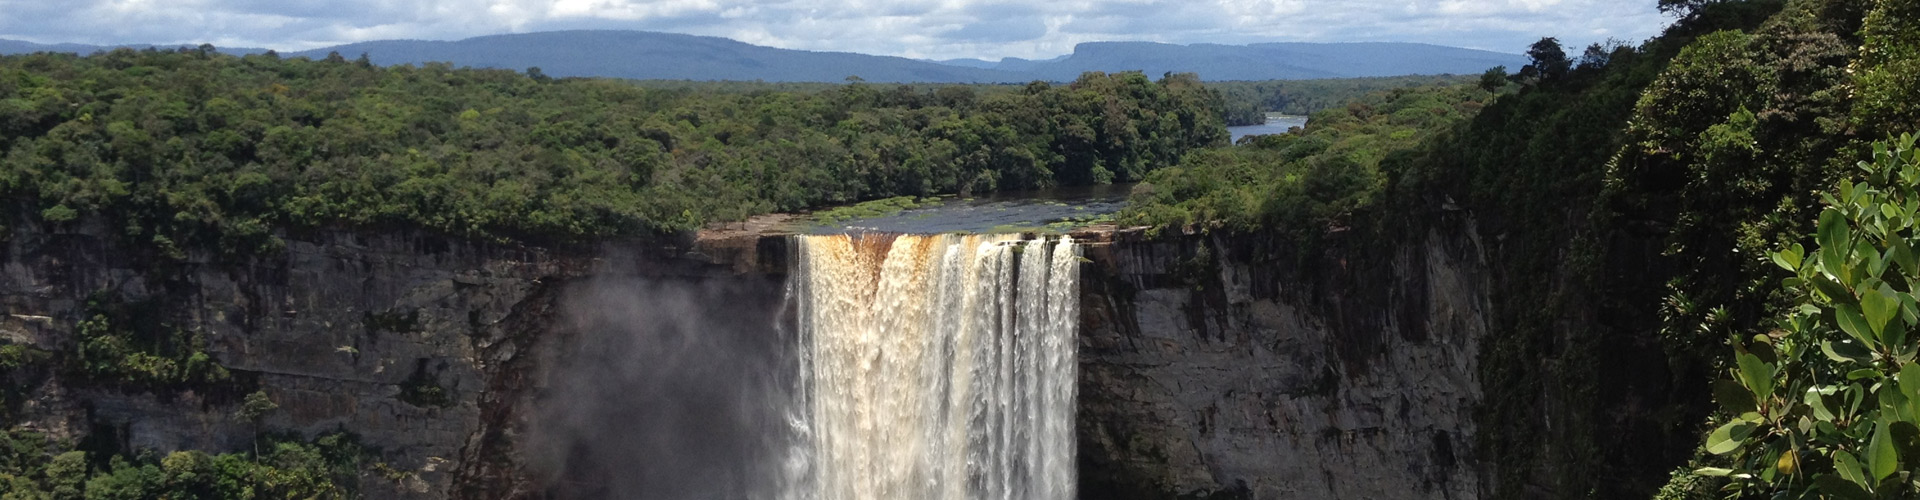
left=0, top=215, right=1493, bottom=500
left=0, top=222, right=739, bottom=499
left=1074, top=218, right=1490, bottom=500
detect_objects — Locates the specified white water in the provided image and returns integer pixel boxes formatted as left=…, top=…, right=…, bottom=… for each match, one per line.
left=784, top=234, right=1079, bottom=500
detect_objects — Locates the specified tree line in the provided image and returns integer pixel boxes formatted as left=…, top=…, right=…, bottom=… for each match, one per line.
left=0, top=47, right=1228, bottom=255
left=1206, top=74, right=1477, bottom=126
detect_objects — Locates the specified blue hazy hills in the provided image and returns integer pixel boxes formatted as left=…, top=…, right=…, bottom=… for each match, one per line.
left=0, top=30, right=1527, bottom=83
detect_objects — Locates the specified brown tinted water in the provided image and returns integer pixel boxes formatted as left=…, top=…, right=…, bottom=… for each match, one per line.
left=804, top=184, right=1132, bottom=235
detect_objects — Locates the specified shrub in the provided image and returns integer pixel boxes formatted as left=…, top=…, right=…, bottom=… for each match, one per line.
left=1695, top=135, right=1920, bottom=497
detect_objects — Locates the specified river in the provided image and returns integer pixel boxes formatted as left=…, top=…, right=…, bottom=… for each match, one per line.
left=1228, top=113, right=1309, bottom=142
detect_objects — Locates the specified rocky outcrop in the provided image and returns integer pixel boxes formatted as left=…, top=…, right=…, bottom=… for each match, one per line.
left=1073, top=215, right=1489, bottom=499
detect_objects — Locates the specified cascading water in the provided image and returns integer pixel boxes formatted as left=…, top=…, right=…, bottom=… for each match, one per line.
left=784, top=233, right=1080, bottom=500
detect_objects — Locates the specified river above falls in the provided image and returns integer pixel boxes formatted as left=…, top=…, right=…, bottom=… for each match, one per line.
left=1228, top=114, right=1309, bottom=142
left=803, top=184, right=1132, bottom=235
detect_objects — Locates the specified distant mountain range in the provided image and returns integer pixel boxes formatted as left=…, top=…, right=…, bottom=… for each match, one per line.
left=944, top=41, right=1525, bottom=81
left=0, top=30, right=1527, bottom=83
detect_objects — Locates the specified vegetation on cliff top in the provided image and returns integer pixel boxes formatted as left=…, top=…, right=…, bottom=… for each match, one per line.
left=0, top=49, right=1226, bottom=252
left=1119, top=82, right=1496, bottom=238
left=1207, top=74, right=1479, bottom=126
left=629, top=76, right=1475, bottom=128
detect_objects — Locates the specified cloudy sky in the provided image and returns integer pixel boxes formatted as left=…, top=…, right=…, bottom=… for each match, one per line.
left=0, top=0, right=1673, bottom=60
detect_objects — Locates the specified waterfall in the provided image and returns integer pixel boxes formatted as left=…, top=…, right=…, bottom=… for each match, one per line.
left=784, top=233, right=1079, bottom=500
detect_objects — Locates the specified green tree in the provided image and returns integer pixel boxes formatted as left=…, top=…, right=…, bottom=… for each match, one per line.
left=1853, top=0, right=1920, bottom=136
left=1525, top=37, right=1572, bottom=82
left=1661, top=0, right=1730, bottom=17
left=1479, top=66, right=1509, bottom=92
left=45, top=451, right=86, bottom=498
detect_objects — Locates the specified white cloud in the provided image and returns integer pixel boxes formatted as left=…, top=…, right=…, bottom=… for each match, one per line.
left=0, top=0, right=1671, bottom=59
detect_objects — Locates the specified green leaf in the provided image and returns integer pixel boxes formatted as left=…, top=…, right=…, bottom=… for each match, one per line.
left=1693, top=467, right=1732, bottom=477
left=1737, top=353, right=1776, bottom=399
left=1816, top=473, right=1873, bottom=500
left=1837, top=304, right=1878, bottom=345
left=1775, top=244, right=1806, bottom=271
left=1902, top=363, right=1920, bottom=401
left=1891, top=421, right=1920, bottom=468
left=1771, top=252, right=1794, bottom=272
left=1706, top=420, right=1757, bottom=455
left=1889, top=237, right=1917, bottom=276
left=1901, top=292, right=1920, bottom=327
left=1750, top=341, right=1778, bottom=364
left=1816, top=275, right=1859, bottom=305
left=1807, top=387, right=1837, bottom=421
left=1864, top=285, right=1900, bottom=338
left=1826, top=340, right=1875, bottom=365
left=1717, top=379, right=1757, bottom=414
left=1819, top=208, right=1852, bottom=276
left=1849, top=368, right=1884, bottom=380
left=1884, top=381, right=1911, bottom=411
left=1867, top=240, right=1892, bottom=277
left=1835, top=450, right=1870, bottom=488
left=1820, top=207, right=1850, bottom=251
left=1870, top=420, right=1899, bottom=481
left=1887, top=321, right=1910, bottom=352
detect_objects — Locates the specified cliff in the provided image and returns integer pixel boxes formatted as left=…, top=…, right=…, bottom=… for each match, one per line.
left=1073, top=212, right=1489, bottom=499
left=0, top=219, right=765, bottom=498
left=0, top=214, right=1489, bottom=499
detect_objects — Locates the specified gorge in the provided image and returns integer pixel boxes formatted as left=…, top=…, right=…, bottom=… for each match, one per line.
left=5, top=1, right=1908, bottom=495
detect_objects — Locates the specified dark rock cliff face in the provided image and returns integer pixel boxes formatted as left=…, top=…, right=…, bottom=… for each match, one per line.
left=1073, top=214, right=1490, bottom=499
left=0, top=221, right=770, bottom=499
left=0, top=225, right=560, bottom=498
left=0, top=217, right=1488, bottom=499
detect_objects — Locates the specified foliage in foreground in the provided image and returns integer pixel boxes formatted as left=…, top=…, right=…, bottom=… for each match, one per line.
left=1692, top=135, right=1920, bottom=498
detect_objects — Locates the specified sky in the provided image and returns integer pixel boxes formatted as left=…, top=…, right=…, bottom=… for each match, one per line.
left=0, top=0, right=1675, bottom=61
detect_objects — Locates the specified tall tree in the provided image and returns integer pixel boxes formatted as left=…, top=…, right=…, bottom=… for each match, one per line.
left=1527, top=37, right=1572, bottom=82
left=1480, top=66, right=1510, bottom=92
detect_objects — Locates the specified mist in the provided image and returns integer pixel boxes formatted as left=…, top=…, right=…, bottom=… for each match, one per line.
left=529, top=275, right=797, bottom=500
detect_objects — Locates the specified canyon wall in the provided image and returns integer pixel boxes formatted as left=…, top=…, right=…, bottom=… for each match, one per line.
left=0, top=220, right=777, bottom=499
left=1073, top=212, right=1490, bottom=499
left=0, top=215, right=1488, bottom=499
